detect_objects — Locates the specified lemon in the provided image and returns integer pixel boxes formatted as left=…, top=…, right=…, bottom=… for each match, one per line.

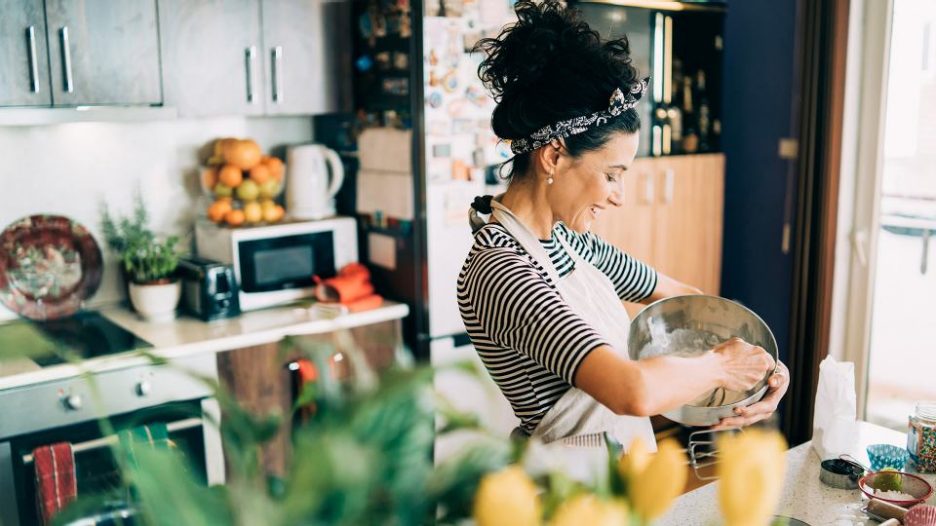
left=873, top=467, right=903, bottom=492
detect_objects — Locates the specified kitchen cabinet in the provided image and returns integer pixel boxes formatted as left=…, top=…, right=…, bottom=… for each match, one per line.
left=0, top=0, right=52, bottom=107
left=45, top=0, right=162, bottom=106
left=160, top=0, right=352, bottom=118
left=216, top=319, right=403, bottom=476
left=592, top=153, right=725, bottom=296
left=159, top=0, right=264, bottom=117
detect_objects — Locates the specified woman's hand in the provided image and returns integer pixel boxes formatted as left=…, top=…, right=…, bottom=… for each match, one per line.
left=712, top=337, right=776, bottom=392
left=712, top=361, right=790, bottom=430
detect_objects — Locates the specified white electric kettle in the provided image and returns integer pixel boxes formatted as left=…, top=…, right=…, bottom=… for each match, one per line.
left=285, top=144, right=345, bottom=219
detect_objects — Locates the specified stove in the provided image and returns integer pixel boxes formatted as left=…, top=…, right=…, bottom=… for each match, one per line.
left=0, top=311, right=151, bottom=368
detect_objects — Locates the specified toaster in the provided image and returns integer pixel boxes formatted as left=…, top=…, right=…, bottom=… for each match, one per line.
left=177, top=256, right=240, bottom=321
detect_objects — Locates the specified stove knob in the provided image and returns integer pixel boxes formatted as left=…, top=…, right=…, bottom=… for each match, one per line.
left=63, top=394, right=83, bottom=410
left=135, top=381, right=152, bottom=397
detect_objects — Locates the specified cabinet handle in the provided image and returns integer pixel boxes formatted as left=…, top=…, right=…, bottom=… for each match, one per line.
left=642, top=172, right=655, bottom=205
left=271, top=46, right=283, bottom=103
left=663, top=168, right=675, bottom=204
left=60, top=26, right=73, bottom=93
left=27, top=26, right=40, bottom=93
left=245, top=46, right=257, bottom=103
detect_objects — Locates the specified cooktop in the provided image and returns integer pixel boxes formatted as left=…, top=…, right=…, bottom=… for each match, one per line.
left=0, top=311, right=152, bottom=367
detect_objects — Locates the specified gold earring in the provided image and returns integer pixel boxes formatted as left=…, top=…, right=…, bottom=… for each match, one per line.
left=547, top=172, right=554, bottom=185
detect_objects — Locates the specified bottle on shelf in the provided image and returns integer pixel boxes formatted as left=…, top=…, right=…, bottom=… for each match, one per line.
left=696, top=70, right=711, bottom=152
left=681, top=75, right=698, bottom=154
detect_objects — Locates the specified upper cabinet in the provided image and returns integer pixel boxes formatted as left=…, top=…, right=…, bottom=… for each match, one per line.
left=259, top=0, right=351, bottom=115
left=0, top=0, right=52, bottom=107
left=160, top=0, right=351, bottom=118
left=159, top=0, right=264, bottom=117
left=45, top=0, right=162, bottom=106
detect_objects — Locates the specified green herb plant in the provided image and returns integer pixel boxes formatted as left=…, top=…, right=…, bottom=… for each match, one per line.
left=100, top=195, right=180, bottom=284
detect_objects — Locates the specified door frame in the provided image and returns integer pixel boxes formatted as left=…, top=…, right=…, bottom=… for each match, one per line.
left=829, top=0, right=894, bottom=417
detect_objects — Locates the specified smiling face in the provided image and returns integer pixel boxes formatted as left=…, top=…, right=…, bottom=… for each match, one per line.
left=546, top=131, right=639, bottom=233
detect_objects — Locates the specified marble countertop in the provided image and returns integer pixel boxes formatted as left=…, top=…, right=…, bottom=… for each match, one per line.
left=659, top=421, right=936, bottom=526
left=0, top=301, right=409, bottom=391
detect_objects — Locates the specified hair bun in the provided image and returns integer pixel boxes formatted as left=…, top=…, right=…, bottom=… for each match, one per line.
left=474, top=0, right=638, bottom=142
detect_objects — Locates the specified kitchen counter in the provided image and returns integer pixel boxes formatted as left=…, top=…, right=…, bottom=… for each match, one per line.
left=659, top=421, right=936, bottom=525
left=0, top=301, right=409, bottom=391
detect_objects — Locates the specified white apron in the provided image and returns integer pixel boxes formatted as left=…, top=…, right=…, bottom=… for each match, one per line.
left=488, top=198, right=656, bottom=452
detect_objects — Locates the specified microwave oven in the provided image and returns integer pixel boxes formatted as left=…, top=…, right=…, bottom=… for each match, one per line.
left=195, top=217, right=358, bottom=311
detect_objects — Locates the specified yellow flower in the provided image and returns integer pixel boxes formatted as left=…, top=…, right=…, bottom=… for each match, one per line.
left=617, top=436, right=653, bottom=481
left=627, top=438, right=688, bottom=522
left=717, top=429, right=787, bottom=526
left=473, top=465, right=541, bottom=526
left=550, top=493, right=629, bottom=526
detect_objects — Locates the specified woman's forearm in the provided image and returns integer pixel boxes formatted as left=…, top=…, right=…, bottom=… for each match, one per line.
left=575, top=346, right=725, bottom=417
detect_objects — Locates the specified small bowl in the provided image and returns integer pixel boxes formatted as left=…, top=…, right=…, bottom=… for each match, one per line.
left=867, top=443, right=909, bottom=471
left=859, top=471, right=934, bottom=507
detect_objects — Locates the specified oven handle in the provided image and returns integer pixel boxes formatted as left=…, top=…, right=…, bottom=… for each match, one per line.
left=21, top=417, right=204, bottom=464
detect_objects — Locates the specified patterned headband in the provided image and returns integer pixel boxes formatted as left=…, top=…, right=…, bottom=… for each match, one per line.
left=507, top=77, right=650, bottom=155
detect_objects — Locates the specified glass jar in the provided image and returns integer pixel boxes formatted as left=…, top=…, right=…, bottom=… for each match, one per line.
left=908, top=402, right=936, bottom=473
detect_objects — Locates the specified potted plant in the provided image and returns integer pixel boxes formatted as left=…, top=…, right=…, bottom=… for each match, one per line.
left=101, top=196, right=181, bottom=322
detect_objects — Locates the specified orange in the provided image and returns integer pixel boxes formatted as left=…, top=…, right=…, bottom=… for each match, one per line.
left=225, top=139, right=262, bottom=170
left=218, top=164, right=243, bottom=188
left=262, top=204, right=285, bottom=223
left=201, top=167, right=218, bottom=190
left=207, top=198, right=233, bottom=223
left=224, top=209, right=246, bottom=227
left=249, top=163, right=272, bottom=184
left=262, top=156, right=285, bottom=181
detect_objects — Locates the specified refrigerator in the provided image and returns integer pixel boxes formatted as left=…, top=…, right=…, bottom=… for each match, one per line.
left=317, top=0, right=727, bottom=443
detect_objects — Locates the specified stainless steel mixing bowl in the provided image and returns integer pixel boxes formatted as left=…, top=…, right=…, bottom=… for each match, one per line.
left=627, top=295, right=779, bottom=426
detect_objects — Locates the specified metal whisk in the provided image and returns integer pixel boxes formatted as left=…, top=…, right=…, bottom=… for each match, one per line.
left=686, top=427, right=744, bottom=480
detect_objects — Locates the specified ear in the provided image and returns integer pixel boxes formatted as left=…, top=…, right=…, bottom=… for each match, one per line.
left=534, top=140, right=562, bottom=176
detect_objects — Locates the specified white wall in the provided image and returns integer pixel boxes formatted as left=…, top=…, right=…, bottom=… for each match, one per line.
left=0, top=116, right=313, bottom=319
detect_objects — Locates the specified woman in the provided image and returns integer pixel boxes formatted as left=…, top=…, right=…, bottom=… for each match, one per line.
left=459, top=0, right=789, bottom=449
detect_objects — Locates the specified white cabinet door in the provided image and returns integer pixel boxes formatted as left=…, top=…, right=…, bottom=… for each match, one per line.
left=260, top=0, right=352, bottom=115
left=0, top=0, right=51, bottom=107
left=45, top=0, right=161, bottom=106
left=159, top=0, right=264, bottom=117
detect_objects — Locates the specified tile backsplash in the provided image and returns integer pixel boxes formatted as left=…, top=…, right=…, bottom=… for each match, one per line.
left=0, top=116, right=314, bottom=319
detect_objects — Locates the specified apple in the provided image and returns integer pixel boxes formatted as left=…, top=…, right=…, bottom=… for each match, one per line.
left=236, top=179, right=260, bottom=201
left=214, top=182, right=233, bottom=198
left=243, top=201, right=262, bottom=224
left=259, top=179, right=281, bottom=199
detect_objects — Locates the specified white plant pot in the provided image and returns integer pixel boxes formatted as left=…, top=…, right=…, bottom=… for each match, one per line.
left=128, top=280, right=181, bottom=322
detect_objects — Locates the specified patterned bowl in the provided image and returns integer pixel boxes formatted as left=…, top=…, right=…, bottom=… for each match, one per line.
left=905, top=505, right=936, bottom=526
left=867, top=443, right=909, bottom=471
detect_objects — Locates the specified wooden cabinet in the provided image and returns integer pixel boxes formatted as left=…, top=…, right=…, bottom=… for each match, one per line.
left=160, top=0, right=352, bottom=117
left=45, top=0, right=162, bottom=106
left=216, top=320, right=403, bottom=477
left=0, top=0, right=52, bottom=107
left=592, top=153, right=724, bottom=295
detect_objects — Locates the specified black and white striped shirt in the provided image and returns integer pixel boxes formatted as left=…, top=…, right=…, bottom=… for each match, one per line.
left=457, top=222, right=658, bottom=433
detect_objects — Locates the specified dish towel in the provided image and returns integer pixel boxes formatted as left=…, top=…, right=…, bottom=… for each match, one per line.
left=118, top=423, right=173, bottom=469
left=32, top=442, right=77, bottom=524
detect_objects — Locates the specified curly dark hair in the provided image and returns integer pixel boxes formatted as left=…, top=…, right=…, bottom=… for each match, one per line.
left=473, top=0, right=642, bottom=181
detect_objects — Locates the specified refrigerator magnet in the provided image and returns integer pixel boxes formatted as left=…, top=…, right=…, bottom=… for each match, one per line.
left=428, top=91, right=444, bottom=108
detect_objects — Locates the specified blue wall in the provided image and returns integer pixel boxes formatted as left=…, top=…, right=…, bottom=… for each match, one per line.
left=720, top=0, right=800, bottom=363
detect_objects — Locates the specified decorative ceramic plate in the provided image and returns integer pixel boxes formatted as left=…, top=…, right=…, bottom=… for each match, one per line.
left=0, top=215, right=103, bottom=320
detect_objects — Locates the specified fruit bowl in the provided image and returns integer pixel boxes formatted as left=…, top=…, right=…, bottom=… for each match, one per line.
left=199, top=138, right=286, bottom=227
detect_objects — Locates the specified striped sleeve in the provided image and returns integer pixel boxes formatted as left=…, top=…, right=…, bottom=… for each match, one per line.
left=559, top=225, right=658, bottom=302
left=463, top=246, right=610, bottom=384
